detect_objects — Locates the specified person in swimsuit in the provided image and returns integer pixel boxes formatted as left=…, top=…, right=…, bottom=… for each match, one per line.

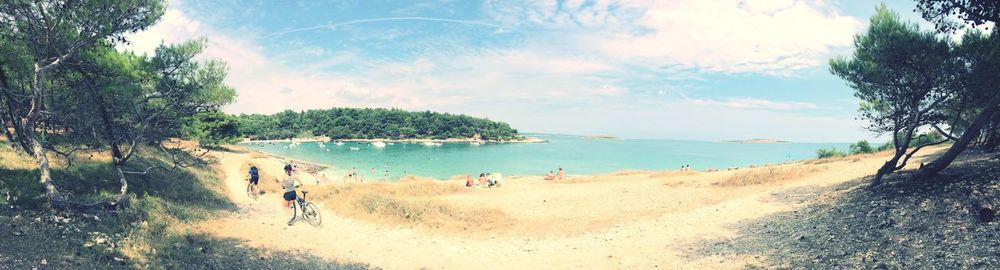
left=557, top=167, right=565, bottom=180
left=282, top=164, right=304, bottom=225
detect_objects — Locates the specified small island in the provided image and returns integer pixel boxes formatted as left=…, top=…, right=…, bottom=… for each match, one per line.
left=237, top=108, right=542, bottom=143
left=724, top=138, right=791, bottom=144
left=585, top=135, right=621, bottom=140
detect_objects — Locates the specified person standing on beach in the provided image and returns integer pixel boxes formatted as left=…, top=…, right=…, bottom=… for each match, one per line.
left=557, top=167, right=565, bottom=180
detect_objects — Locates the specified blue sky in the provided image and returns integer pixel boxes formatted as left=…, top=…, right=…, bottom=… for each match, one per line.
left=123, top=0, right=930, bottom=142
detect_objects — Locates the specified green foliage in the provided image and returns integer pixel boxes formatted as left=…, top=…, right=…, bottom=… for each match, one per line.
left=817, top=147, right=848, bottom=159
left=849, top=140, right=875, bottom=154
left=181, top=111, right=242, bottom=146
left=829, top=4, right=958, bottom=137
left=910, top=131, right=945, bottom=147
left=237, top=108, right=521, bottom=141
left=916, top=0, right=1000, bottom=33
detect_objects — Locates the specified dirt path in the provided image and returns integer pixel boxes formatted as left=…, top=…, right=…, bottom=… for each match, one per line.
left=194, top=147, right=941, bottom=269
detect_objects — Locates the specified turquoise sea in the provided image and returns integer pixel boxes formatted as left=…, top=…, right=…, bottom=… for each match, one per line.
left=240, top=134, right=852, bottom=180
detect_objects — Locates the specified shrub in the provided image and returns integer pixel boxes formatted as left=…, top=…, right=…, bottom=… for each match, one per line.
left=850, top=140, right=875, bottom=154
left=817, top=147, right=848, bottom=159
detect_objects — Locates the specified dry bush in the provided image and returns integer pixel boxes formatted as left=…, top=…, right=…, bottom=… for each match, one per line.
left=716, top=165, right=828, bottom=187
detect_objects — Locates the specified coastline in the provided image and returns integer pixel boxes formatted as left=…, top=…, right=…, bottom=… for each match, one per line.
left=226, top=143, right=865, bottom=181
left=241, top=136, right=548, bottom=144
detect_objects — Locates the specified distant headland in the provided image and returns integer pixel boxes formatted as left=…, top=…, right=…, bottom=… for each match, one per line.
left=584, top=135, right=621, bottom=140
left=724, top=139, right=791, bottom=144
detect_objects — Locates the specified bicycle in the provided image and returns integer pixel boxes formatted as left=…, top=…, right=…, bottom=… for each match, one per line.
left=245, top=178, right=259, bottom=200
left=289, top=190, right=322, bottom=227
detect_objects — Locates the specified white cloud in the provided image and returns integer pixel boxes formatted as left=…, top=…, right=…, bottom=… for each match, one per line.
left=120, top=6, right=431, bottom=114
left=487, top=0, right=863, bottom=75
left=688, top=98, right=818, bottom=110
left=113, top=0, right=871, bottom=142
left=597, top=85, right=627, bottom=96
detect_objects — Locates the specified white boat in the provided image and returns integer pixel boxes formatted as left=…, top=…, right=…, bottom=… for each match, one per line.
left=469, top=141, right=481, bottom=146
left=349, top=147, right=360, bottom=151
left=334, top=141, right=345, bottom=146
left=422, top=142, right=443, bottom=147
left=372, top=141, right=386, bottom=148
left=386, top=142, right=395, bottom=145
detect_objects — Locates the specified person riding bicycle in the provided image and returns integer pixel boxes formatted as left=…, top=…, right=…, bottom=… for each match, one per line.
left=247, top=165, right=260, bottom=197
left=282, top=164, right=305, bottom=225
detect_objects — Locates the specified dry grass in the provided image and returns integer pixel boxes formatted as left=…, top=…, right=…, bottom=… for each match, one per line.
left=309, top=180, right=515, bottom=233
left=715, top=164, right=828, bottom=187
left=649, top=170, right=699, bottom=178
left=0, top=146, right=34, bottom=170
left=611, top=169, right=653, bottom=176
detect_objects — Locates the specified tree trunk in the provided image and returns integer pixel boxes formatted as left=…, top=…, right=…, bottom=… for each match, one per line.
left=912, top=94, right=1000, bottom=180
left=871, top=120, right=921, bottom=187
left=26, top=63, right=61, bottom=198
left=27, top=128, right=59, bottom=197
left=873, top=154, right=902, bottom=186
left=112, top=166, right=129, bottom=205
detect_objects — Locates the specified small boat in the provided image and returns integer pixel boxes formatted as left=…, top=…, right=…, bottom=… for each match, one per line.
left=469, top=141, right=481, bottom=146
left=421, top=142, right=442, bottom=147
left=386, top=142, right=395, bottom=145
left=349, top=147, right=360, bottom=151
left=334, top=141, right=345, bottom=146
left=372, top=141, right=386, bottom=148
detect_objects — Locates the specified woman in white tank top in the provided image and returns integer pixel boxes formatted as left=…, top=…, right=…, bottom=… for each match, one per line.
left=281, top=164, right=304, bottom=224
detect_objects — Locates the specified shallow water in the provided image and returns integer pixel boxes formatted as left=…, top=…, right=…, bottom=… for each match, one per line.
left=241, top=134, right=851, bottom=180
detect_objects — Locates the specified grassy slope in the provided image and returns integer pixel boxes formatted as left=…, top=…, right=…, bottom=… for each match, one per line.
left=0, top=138, right=369, bottom=269
left=697, top=151, right=1000, bottom=269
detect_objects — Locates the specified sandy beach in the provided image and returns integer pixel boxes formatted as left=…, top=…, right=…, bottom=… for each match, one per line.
left=188, top=144, right=948, bottom=269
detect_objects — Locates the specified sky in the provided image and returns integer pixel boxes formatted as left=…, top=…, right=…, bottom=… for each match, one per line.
left=122, top=0, right=933, bottom=143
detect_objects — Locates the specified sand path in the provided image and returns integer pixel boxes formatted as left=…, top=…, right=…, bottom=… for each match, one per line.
left=195, top=147, right=940, bottom=269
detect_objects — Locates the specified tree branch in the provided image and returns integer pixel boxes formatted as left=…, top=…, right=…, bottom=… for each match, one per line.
left=895, top=138, right=951, bottom=170
left=931, top=123, right=960, bottom=141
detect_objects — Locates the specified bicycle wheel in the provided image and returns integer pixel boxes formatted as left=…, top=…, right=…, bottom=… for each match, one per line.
left=247, top=186, right=258, bottom=200
left=303, top=202, right=322, bottom=227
